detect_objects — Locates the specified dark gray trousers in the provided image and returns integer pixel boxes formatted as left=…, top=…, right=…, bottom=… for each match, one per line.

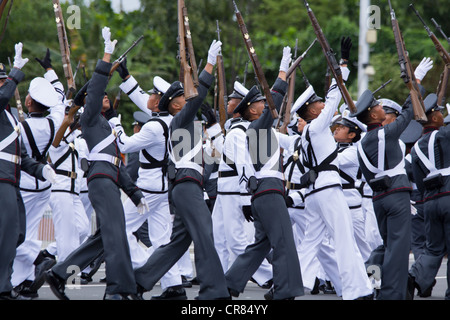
left=410, top=195, right=450, bottom=299
left=134, top=181, right=229, bottom=299
left=0, top=184, right=25, bottom=293
left=53, top=178, right=136, bottom=295
left=410, top=202, right=425, bottom=260
left=373, top=191, right=411, bottom=300
left=225, top=192, right=304, bottom=300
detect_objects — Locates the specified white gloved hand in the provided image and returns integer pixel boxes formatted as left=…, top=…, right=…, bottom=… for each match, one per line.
left=279, top=46, right=292, bottom=73
left=13, top=43, right=29, bottom=69
left=137, top=198, right=149, bottom=215
left=207, top=40, right=222, bottom=66
left=102, top=27, right=118, bottom=54
left=414, top=57, right=433, bottom=81
left=42, top=164, right=56, bottom=184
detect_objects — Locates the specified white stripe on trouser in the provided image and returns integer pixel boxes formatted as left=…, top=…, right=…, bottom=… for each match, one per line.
left=297, top=187, right=373, bottom=300
left=212, top=194, right=273, bottom=285
left=12, top=189, right=51, bottom=286
left=123, top=192, right=182, bottom=289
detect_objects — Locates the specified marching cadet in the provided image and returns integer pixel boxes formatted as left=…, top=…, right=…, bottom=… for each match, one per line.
left=333, top=115, right=372, bottom=262
left=109, top=73, right=188, bottom=300
left=12, top=46, right=64, bottom=298
left=224, top=81, right=248, bottom=131
left=207, top=83, right=273, bottom=289
left=45, top=27, right=148, bottom=300
left=0, top=45, right=56, bottom=300
left=132, top=39, right=232, bottom=300
left=225, top=47, right=304, bottom=300
left=294, top=53, right=373, bottom=300
left=353, top=58, right=432, bottom=300
left=408, top=93, right=449, bottom=300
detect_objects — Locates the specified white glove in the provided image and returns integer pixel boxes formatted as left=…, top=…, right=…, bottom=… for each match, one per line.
left=279, top=46, right=292, bottom=73
left=414, top=57, right=433, bottom=81
left=102, top=27, right=118, bottom=54
left=207, top=40, right=222, bottom=66
left=13, top=43, right=29, bottom=69
left=42, top=164, right=56, bottom=184
left=137, top=198, right=149, bottom=215
left=340, top=66, right=350, bottom=82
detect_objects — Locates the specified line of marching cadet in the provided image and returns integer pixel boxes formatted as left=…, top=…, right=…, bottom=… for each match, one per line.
left=0, top=27, right=449, bottom=300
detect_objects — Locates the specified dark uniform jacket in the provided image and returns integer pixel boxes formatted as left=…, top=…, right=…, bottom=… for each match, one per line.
left=0, top=68, right=45, bottom=186
left=80, top=60, right=143, bottom=205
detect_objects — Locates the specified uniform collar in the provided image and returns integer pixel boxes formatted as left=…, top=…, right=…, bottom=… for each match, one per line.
left=367, top=123, right=382, bottom=131
left=337, top=142, right=353, bottom=148
left=29, top=112, right=45, bottom=118
left=152, top=111, right=170, bottom=117
left=423, top=126, right=438, bottom=135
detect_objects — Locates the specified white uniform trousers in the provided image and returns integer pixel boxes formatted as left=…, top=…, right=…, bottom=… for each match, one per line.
left=123, top=191, right=182, bottom=290
left=289, top=206, right=342, bottom=296
left=350, top=206, right=373, bottom=263
left=298, top=187, right=373, bottom=300
left=79, top=191, right=95, bottom=233
left=212, top=194, right=273, bottom=285
left=47, top=192, right=90, bottom=261
left=12, top=189, right=51, bottom=286
left=362, top=197, right=383, bottom=252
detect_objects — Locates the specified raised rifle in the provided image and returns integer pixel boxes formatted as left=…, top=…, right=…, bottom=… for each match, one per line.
left=108, top=35, right=144, bottom=79
left=52, top=0, right=76, bottom=99
left=214, top=20, right=228, bottom=130
left=232, top=0, right=278, bottom=119
left=242, top=60, right=249, bottom=87
left=324, top=65, right=331, bottom=96
left=178, top=0, right=198, bottom=100
left=388, top=1, right=427, bottom=122
left=431, top=18, right=450, bottom=46
left=303, top=1, right=356, bottom=113
left=410, top=5, right=450, bottom=107
left=7, top=56, right=25, bottom=122
left=113, top=88, right=121, bottom=110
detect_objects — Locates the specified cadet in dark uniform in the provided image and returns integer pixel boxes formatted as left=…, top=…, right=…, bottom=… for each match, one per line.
left=352, top=88, right=415, bottom=300
left=133, top=39, right=231, bottom=300
left=45, top=27, right=147, bottom=300
left=225, top=47, right=304, bottom=300
left=0, top=49, right=55, bottom=300
left=408, top=93, right=450, bottom=300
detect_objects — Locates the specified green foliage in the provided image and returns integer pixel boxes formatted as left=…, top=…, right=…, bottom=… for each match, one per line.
left=0, top=0, right=449, bottom=134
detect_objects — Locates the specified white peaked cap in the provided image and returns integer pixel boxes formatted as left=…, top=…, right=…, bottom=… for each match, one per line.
left=338, top=115, right=367, bottom=132
left=379, top=98, right=402, bottom=114
left=28, top=77, right=59, bottom=108
left=152, top=76, right=171, bottom=95
left=234, top=81, right=249, bottom=97
left=291, top=85, right=315, bottom=116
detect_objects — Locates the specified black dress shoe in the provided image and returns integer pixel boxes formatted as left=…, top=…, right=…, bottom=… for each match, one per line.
left=151, top=286, right=187, bottom=300
left=14, top=280, right=38, bottom=299
left=45, top=270, right=69, bottom=300
left=0, top=289, right=32, bottom=300
left=310, top=277, right=320, bottom=295
left=319, top=281, right=336, bottom=294
left=355, top=292, right=374, bottom=300
left=228, top=287, right=240, bottom=298
left=407, top=274, right=416, bottom=300
left=31, top=257, right=56, bottom=291
left=190, top=277, right=200, bottom=285
left=250, top=277, right=273, bottom=289
left=181, top=275, right=192, bottom=288
left=103, top=293, right=130, bottom=300
left=264, top=287, right=274, bottom=300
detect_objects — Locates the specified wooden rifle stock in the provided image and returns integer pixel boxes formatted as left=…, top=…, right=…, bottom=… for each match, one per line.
left=178, top=0, right=198, bottom=100
left=113, top=89, right=121, bottom=110
left=215, top=21, right=227, bottom=130
left=233, top=1, right=277, bottom=119
left=303, top=1, right=356, bottom=114
left=436, top=67, right=449, bottom=107
left=389, top=1, right=426, bottom=122
left=52, top=0, right=76, bottom=100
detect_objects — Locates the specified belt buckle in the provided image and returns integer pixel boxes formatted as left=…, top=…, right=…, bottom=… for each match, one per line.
left=69, top=172, right=77, bottom=179
left=113, top=157, right=121, bottom=167
left=286, top=181, right=292, bottom=189
left=12, top=155, right=20, bottom=164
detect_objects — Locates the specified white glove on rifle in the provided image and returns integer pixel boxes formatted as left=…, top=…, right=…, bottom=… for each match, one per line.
left=102, top=27, right=118, bottom=55
left=414, top=57, right=433, bottom=81
left=137, top=197, right=149, bottom=215
left=13, top=43, right=29, bottom=69
left=207, top=40, right=222, bottom=66
left=42, top=164, right=56, bottom=184
left=279, top=46, right=292, bottom=73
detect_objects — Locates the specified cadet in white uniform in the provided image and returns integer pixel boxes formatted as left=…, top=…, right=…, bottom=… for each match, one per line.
left=12, top=48, right=63, bottom=297
left=295, top=64, right=374, bottom=300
